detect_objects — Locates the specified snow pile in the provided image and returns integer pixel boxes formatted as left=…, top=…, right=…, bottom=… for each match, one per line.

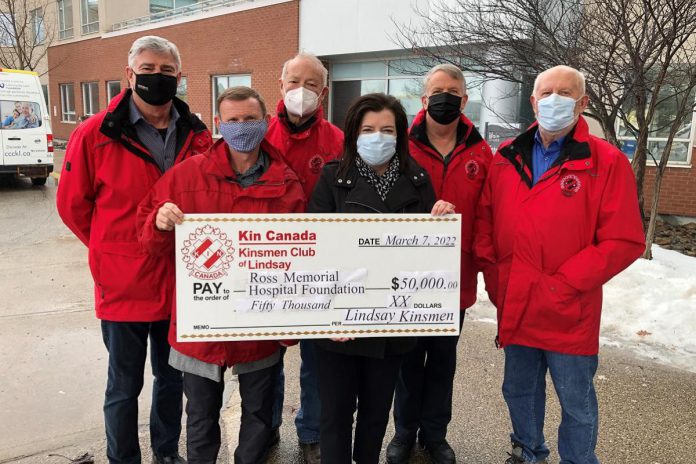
left=467, top=245, right=696, bottom=372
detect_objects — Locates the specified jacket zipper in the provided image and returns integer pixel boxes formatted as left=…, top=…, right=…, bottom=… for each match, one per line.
left=345, top=200, right=384, bottom=213
left=225, top=178, right=286, bottom=188
left=254, top=181, right=285, bottom=187
left=430, top=143, right=464, bottom=197
left=441, top=154, right=452, bottom=197
left=532, top=164, right=566, bottom=189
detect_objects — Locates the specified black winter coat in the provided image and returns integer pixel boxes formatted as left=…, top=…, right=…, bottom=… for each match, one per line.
left=308, top=158, right=437, bottom=358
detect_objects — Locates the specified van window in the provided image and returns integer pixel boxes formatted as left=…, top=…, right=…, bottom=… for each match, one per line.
left=0, top=100, right=42, bottom=129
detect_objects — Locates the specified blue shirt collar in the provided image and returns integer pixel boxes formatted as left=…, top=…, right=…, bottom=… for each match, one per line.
left=128, top=96, right=179, bottom=127
left=534, top=128, right=566, bottom=151
left=234, top=149, right=270, bottom=188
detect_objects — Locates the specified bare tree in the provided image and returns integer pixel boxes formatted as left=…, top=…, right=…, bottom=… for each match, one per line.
left=642, top=61, right=696, bottom=258
left=0, top=0, right=55, bottom=74
left=394, top=0, right=696, bottom=258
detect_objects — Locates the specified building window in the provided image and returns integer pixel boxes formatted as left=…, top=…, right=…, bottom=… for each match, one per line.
left=42, top=84, right=49, bottom=107
left=81, top=0, right=98, bottom=34
left=618, top=89, right=695, bottom=165
left=150, top=0, right=198, bottom=14
left=0, top=13, right=16, bottom=47
left=58, top=0, right=73, bottom=39
left=176, top=77, right=188, bottom=102
left=330, top=59, right=485, bottom=130
left=60, top=83, right=76, bottom=122
left=31, top=8, right=46, bottom=44
left=82, top=82, right=99, bottom=116
left=106, top=81, right=121, bottom=102
left=212, top=74, right=251, bottom=135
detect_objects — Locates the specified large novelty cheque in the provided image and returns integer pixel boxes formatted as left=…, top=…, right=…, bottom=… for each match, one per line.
left=175, top=214, right=461, bottom=341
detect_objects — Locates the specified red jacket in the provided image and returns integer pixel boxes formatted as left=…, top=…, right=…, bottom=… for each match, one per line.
left=56, top=89, right=212, bottom=322
left=409, top=109, right=493, bottom=309
left=473, top=117, right=644, bottom=355
left=266, top=100, right=344, bottom=201
left=137, top=139, right=306, bottom=366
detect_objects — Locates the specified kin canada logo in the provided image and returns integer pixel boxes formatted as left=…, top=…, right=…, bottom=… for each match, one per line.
left=181, top=225, right=235, bottom=280
left=309, top=154, right=325, bottom=174
left=560, top=174, right=582, bottom=197
left=464, top=159, right=480, bottom=179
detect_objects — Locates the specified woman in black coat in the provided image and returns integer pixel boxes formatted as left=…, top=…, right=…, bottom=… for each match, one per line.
left=308, top=93, right=453, bottom=464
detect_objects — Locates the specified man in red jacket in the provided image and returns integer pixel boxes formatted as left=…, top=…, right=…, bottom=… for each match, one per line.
left=474, top=65, right=645, bottom=464
left=266, top=52, right=344, bottom=200
left=266, top=52, right=343, bottom=463
left=56, top=36, right=212, bottom=464
left=386, top=64, right=493, bottom=464
left=138, top=86, right=305, bottom=464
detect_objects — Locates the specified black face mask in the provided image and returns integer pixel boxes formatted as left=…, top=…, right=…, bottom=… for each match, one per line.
left=427, top=92, right=463, bottom=125
left=133, top=72, right=178, bottom=106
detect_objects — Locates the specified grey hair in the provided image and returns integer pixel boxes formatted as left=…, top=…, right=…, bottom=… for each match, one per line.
left=533, top=65, right=586, bottom=95
left=281, top=52, right=328, bottom=88
left=128, top=35, right=181, bottom=71
left=423, top=63, right=467, bottom=95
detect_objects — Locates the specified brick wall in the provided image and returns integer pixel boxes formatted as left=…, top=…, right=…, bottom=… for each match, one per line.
left=47, top=0, right=299, bottom=140
left=642, top=149, right=696, bottom=217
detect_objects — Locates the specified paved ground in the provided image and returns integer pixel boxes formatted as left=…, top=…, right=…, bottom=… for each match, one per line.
left=1, top=172, right=694, bottom=463
left=0, top=175, right=228, bottom=464
left=233, top=321, right=696, bottom=464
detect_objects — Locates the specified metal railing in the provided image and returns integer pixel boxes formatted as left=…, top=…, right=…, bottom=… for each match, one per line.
left=112, top=0, right=254, bottom=32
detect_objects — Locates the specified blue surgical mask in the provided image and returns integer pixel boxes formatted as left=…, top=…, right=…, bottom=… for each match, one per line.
left=218, top=119, right=268, bottom=153
left=356, top=132, right=397, bottom=167
left=536, top=93, right=581, bottom=132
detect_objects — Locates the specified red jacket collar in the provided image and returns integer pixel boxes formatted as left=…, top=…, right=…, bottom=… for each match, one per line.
left=275, top=99, right=326, bottom=136
left=101, top=89, right=208, bottom=140
left=203, top=138, right=296, bottom=191
left=518, top=116, right=592, bottom=147
left=498, top=116, right=594, bottom=188
left=107, top=88, right=129, bottom=112
left=410, top=108, right=475, bottom=139
left=409, top=108, right=483, bottom=153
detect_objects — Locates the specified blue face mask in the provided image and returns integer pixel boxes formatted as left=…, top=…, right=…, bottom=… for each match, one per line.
left=218, top=119, right=268, bottom=153
left=356, top=132, right=397, bottom=167
left=536, top=93, right=581, bottom=132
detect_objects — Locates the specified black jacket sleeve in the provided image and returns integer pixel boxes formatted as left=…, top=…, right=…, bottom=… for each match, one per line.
left=308, top=164, right=337, bottom=213
left=420, top=175, right=437, bottom=213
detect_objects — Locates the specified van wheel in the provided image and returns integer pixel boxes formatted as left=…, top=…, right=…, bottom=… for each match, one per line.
left=31, top=177, right=47, bottom=186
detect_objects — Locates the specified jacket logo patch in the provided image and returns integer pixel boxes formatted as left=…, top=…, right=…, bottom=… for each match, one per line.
left=309, top=154, right=325, bottom=174
left=464, top=159, right=479, bottom=179
left=560, top=174, right=581, bottom=196
left=181, top=225, right=235, bottom=280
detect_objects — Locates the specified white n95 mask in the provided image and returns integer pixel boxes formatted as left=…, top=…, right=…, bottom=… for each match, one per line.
left=284, top=87, right=319, bottom=117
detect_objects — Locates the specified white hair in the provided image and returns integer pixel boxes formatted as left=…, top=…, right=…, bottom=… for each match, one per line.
left=423, top=63, right=467, bottom=95
left=281, top=52, right=328, bottom=88
left=533, top=65, right=586, bottom=95
left=128, top=35, right=181, bottom=71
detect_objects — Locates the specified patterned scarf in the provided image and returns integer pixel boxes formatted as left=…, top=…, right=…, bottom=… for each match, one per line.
left=355, top=155, right=400, bottom=201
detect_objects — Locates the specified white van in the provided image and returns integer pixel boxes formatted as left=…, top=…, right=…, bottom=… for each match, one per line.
left=0, top=69, right=53, bottom=186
